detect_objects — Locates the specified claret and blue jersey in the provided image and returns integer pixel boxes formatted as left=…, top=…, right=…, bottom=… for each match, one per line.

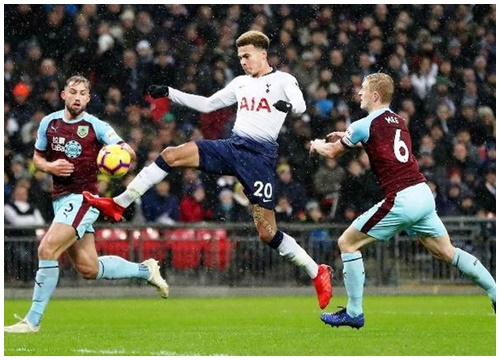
left=34, top=110, right=123, bottom=198
left=342, top=107, right=426, bottom=196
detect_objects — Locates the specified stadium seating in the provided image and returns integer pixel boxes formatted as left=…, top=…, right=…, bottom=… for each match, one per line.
left=200, top=228, right=234, bottom=270
left=94, top=228, right=130, bottom=260
left=164, top=229, right=202, bottom=270
left=130, top=228, right=167, bottom=262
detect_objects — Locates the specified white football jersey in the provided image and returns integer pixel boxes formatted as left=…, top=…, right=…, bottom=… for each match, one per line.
left=168, top=69, right=306, bottom=143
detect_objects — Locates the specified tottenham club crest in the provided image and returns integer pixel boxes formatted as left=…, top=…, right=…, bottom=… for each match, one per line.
left=65, top=140, right=82, bottom=158
left=77, top=125, right=89, bottom=138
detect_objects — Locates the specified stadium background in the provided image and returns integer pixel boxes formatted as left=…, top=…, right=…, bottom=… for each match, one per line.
left=4, top=4, right=496, bottom=289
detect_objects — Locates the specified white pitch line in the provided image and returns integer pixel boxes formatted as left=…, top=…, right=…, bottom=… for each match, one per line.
left=74, top=348, right=230, bottom=356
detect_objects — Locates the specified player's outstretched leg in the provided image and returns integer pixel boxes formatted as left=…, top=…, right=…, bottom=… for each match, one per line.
left=142, top=258, right=169, bottom=298
left=96, top=256, right=169, bottom=299
left=313, top=264, right=334, bottom=310
left=320, top=307, right=365, bottom=329
left=83, top=191, right=125, bottom=222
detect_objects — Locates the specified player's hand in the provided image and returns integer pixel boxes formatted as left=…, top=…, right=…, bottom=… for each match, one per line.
left=309, top=139, right=326, bottom=155
left=273, top=100, right=292, bottom=113
left=326, top=131, right=345, bottom=143
left=50, top=159, right=75, bottom=177
left=147, top=85, right=169, bottom=98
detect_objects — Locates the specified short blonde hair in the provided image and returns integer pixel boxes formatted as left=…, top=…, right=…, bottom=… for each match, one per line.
left=65, top=75, right=91, bottom=91
left=365, top=73, right=394, bottom=103
left=236, top=30, right=270, bottom=50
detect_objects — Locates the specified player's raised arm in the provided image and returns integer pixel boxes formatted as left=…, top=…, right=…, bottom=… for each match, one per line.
left=309, top=138, right=347, bottom=159
left=147, top=81, right=236, bottom=114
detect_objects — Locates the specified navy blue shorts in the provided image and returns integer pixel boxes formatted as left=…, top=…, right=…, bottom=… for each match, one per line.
left=195, top=135, right=278, bottom=209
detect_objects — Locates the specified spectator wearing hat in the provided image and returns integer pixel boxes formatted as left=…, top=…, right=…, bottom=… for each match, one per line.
left=213, top=188, right=251, bottom=222
left=9, top=83, right=35, bottom=148
left=424, top=75, right=456, bottom=117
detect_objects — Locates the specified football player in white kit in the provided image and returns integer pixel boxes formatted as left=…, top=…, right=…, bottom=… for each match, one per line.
left=84, top=30, right=333, bottom=309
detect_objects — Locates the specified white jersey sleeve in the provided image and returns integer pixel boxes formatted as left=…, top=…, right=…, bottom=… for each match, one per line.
left=168, top=82, right=237, bottom=113
left=283, top=75, right=306, bottom=114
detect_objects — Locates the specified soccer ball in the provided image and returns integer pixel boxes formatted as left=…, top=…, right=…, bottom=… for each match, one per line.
left=97, top=144, right=131, bottom=177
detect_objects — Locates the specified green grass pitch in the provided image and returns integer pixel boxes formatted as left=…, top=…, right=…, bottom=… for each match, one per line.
left=4, top=295, right=495, bottom=356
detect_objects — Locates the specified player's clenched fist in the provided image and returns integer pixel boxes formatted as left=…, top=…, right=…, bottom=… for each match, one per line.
left=147, top=85, right=169, bottom=98
left=273, top=100, right=292, bottom=113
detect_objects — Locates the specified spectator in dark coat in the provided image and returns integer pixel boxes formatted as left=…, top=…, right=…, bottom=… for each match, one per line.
left=141, top=180, right=179, bottom=225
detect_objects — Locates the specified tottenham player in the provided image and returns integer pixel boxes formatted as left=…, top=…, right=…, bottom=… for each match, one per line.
left=5, top=76, right=168, bottom=333
left=310, top=72, right=496, bottom=329
left=83, top=30, right=333, bottom=309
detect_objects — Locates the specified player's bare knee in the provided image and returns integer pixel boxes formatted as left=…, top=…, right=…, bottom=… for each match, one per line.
left=161, top=147, right=176, bottom=166
left=161, top=146, right=179, bottom=167
left=37, top=241, right=57, bottom=260
left=337, top=235, right=353, bottom=253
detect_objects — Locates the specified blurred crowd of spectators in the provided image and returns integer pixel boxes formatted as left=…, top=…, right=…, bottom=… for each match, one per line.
left=4, top=4, right=496, bottom=228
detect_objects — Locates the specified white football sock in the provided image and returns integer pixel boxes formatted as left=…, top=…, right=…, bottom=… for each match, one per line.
left=114, top=162, right=168, bottom=208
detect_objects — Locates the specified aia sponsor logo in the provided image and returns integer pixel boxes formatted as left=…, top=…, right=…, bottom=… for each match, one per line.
left=240, top=97, right=271, bottom=112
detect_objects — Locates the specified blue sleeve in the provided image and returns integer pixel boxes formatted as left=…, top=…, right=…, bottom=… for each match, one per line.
left=34, top=116, right=51, bottom=151
left=343, top=117, right=371, bottom=147
left=90, top=115, right=124, bottom=145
